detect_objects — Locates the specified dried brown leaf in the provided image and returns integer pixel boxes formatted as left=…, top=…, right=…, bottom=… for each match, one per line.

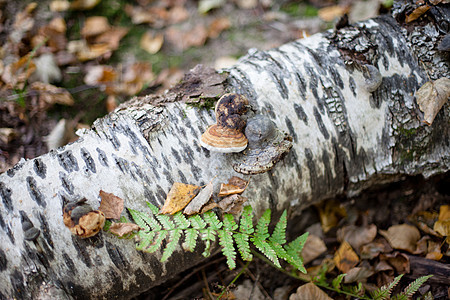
left=415, top=78, right=450, bottom=125
left=301, top=234, right=327, bottom=264
left=337, top=224, right=377, bottom=251
left=380, top=252, right=410, bottom=273
left=50, top=0, right=71, bottom=12
left=94, top=27, right=129, bottom=50
left=81, top=16, right=111, bottom=37
left=379, top=223, right=421, bottom=253
left=317, top=199, right=347, bottom=233
left=360, top=238, right=393, bottom=259
left=98, top=190, right=124, bottom=219
left=344, top=266, right=374, bottom=283
left=184, top=181, right=214, bottom=215
left=70, top=0, right=101, bottom=10
left=208, top=17, right=231, bottom=39
left=160, top=182, right=201, bottom=214
left=289, top=282, right=332, bottom=300
left=140, top=31, right=164, bottom=54
left=405, top=5, right=430, bottom=23
left=318, top=5, right=348, bottom=22
left=109, top=222, right=140, bottom=237
left=333, top=241, right=359, bottom=273
left=217, top=194, right=247, bottom=215
left=30, top=82, right=74, bottom=106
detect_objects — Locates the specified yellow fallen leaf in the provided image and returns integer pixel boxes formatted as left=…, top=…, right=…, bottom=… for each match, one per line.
left=333, top=241, right=359, bottom=273
left=433, top=204, right=450, bottom=237
left=379, top=224, right=421, bottom=253
left=317, top=199, right=347, bottom=233
left=415, top=77, right=450, bottom=125
left=405, top=5, right=430, bottom=23
left=160, top=182, right=201, bottom=214
left=98, top=190, right=124, bottom=219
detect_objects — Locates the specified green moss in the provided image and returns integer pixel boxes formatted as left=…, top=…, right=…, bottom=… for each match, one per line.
left=186, top=97, right=217, bottom=111
left=281, top=3, right=318, bottom=17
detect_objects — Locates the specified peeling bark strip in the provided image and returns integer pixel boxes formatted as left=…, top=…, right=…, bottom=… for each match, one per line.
left=1, top=13, right=449, bottom=299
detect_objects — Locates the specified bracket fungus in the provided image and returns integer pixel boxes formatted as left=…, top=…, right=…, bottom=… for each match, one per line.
left=233, top=115, right=293, bottom=175
left=200, top=93, right=249, bottom=153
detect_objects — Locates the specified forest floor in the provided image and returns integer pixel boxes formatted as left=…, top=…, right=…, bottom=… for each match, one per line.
left=0, top=0, right=449, bottom=299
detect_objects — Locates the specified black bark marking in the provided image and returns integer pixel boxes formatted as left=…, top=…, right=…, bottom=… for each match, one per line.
left=156, top=185, right=167, bottom=204
left=293, top=103, right=308, bottom=125
left=60, top=172, right=74, bottom=195
left=26, top=177, right=46, bottom=207
left=80, top=148, right=96, bottom=173
left=6, top=162, right=24, bottom=177
left=349, top=76, right=357, bottom=97
left=322, top=150, right=332, bottom=194
left=161, top=153, right=171, bottom=171
left=304, top=148, right=317, bottom=198
left=105, top=241, right=130, bottom=269
left=262, top=102, right=276, bottom=119
left=178, top=170, right=187, bottom=183
left=38, top=212, right=54, bottom=250
left=294, top=72, right=307, bottom=98
left=96, top=147, right=109, bottom=167
left=0, top=248, right=7, bottom=271
left=171, top=148, right=182, bottom=164
left=0, top=211, right=5, bottom=230
left=11, top=270, right=26, bottom=299
left=191, top=165, right=202, bottom=182
left=71, top=237, right=93, bottom=267
left=228, top=67, right=258, bottom=102
left=0, top=181, right=13, bottom=212
left=57, top=150, right=79, bottom=173
left=313, top=107, right=330, bottom=140
left=184, top=117, right=198, bottom=139
left=6, top=225, right=15, bottom=244
left=255, top=51, right=290, bottom=100
left=131, top=162, right=146, bottom=181
left=143, top=187, right=157, bottom=204
left=181, top=145, right=195, bottom=165
left=108, top=129, right=121, bottom=150
left=62, top=252, right=76, bottom=275
left=163, top=169, right=174, bottom=186
left=284, top=117, right=298, bottom=142
left=33, top=158, right=47, bottom=179
left=113, top=155, right=130, bottom=174
left=129, top=140, right=138, bottom=155
left=329, top=67, right=344, bottom=89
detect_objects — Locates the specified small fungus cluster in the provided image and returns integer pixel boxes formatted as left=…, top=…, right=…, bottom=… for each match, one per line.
left=200, top=93, right=249, bottom=153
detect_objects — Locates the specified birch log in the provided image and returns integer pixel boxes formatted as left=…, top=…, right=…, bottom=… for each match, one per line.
left=1, top=9, right=449, bottom=300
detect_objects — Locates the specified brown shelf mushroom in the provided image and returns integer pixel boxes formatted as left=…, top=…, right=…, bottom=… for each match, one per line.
left=200, top=93, right=249, bottom=153
left=233, top=115, right=293, bottom=174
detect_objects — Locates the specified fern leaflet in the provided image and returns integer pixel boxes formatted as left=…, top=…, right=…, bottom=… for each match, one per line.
left=371, top=274, right=403, bottom=300
left=398, top=275, right=432, bottom=300
left=218, top=215, right=237, bottom=269
left=161, top=229, right=182, bottom=262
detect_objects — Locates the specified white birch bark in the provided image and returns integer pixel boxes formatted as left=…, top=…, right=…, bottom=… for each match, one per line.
left=0, top=13, right=448, bottom=299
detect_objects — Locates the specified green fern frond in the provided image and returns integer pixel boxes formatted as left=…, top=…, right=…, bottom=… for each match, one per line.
left=189, top=214, right=207, bottom=229
left=203, top=211, right=223, bottom=229
left=398, top=275, right=432, bottom=300
left=371, top=274, right=403, bottom=300
left=146, top=202, right=160, bottom=214
left=128, top=204, right=307, bottom=273
left=173, top=212, right=190, bottom=229
left=270, top=210, right=287, bottom=245
left=182, top=228, right=199, bottom=252
left=161, top=229, right=182, bottom=262
left=235, top=232, right=252, bottom=261
left=332, top=273, right=346, bottom=290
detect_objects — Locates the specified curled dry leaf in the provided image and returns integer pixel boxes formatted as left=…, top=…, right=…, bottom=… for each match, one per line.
left=415, top=77, right=450, bottom=125
left=379, top=223, right=421, bottom=253
left=337, top=224, right=377, bottom=251
left=301, top=234, right=327, bottom=264
left=183, top=181, right=214, bottom=215
left=98, top=190, right=124, bottom=219
left=109, top=222, right=140, bottom=237
left=289, top=282, right=332, bottom=300
left=344, top=266, right=375, bottom=284
left=160, top=182, right=201, bottom=214
left=333, top=241, right=359, bottom=273
left=218, top=176, right=248, bottom=197
left=217, top=194, right=247, bottom=215
left=433, top=204, right=450, bottom=237
left=360, top=238, right=393, bottom=259
left=81, top=16, right=111, bottom=38
left=317, top=199, right=347, bottom=233
left=63, top=199, right=105, bottom=238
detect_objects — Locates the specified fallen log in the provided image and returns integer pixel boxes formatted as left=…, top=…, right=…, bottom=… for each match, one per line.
left=0, top=4, right=449, bottom=299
